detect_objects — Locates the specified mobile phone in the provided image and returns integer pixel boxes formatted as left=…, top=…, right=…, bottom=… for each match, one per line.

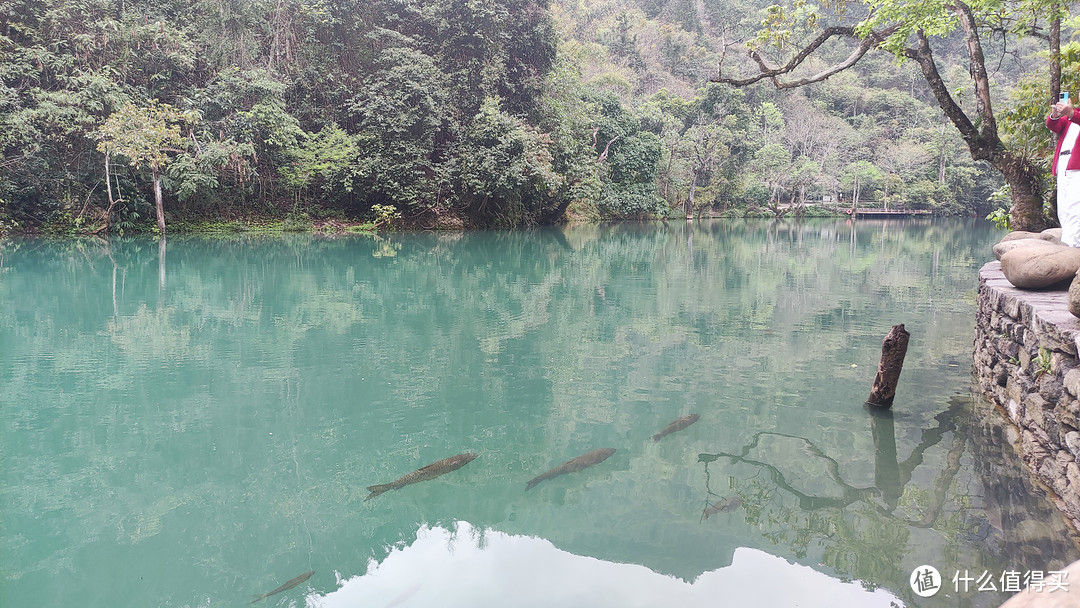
left=1061, top=92, right=1070, bottom=102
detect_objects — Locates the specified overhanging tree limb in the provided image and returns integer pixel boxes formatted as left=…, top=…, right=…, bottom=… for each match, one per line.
left=713, top=24, right=900, bottom=89
left=711, top=0, right=1051, bottom=231
left=902, top=31, right=980, bottom=147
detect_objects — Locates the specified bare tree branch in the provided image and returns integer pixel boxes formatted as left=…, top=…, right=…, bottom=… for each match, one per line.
left=597, top=135, right=622, bottom=164
left=712, top=24, right=900, bottom=88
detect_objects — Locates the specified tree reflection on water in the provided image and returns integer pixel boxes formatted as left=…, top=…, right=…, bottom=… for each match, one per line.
left=698, top=393, right=1077, bottom=605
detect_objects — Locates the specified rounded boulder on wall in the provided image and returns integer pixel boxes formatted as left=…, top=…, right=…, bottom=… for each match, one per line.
left=995, top=238, right=1065, bottom=261
left=999, top=244, right=1080, bottom=290
left=1000, top=229, right=1064, bottom=244
left=1069, top=271, right=1080, bottom=318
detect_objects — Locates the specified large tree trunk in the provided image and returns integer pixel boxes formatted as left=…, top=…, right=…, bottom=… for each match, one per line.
left=998, top=154, right=1047, bottom=232
left=152, top=165, right=166, bottom=235
left=1051, top=13, right=1061, bottom=101
left=904, top=26, right=1047, bottom=231
left=1049, top=11, right=1062, bottom=225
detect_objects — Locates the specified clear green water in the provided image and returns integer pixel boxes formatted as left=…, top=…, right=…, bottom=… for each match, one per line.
left=1, top=219, right=1076, bottom=608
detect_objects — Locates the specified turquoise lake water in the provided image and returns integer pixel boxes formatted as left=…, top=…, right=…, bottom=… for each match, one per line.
left=1, top=219, right=1077, bottom=608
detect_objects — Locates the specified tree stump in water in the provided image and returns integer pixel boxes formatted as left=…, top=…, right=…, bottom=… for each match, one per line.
left=867, top=324, right=910, bottom=408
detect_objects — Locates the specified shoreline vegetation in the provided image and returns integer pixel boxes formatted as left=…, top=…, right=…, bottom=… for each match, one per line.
left=0, top=204, right=871, bottom=237
left=1, top=0, right=1059, bottom=237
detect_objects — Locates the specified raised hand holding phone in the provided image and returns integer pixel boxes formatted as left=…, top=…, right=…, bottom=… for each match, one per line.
left=1052, top=92, right=1074, bottom=119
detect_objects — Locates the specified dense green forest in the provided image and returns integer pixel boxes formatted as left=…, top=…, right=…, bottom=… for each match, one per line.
left=0, top=0, right=1071, bottom=233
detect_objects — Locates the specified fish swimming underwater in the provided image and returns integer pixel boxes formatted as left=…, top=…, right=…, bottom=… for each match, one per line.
left=251, top=570, right=315, bottom=603
left=525, top=448, right=616, bottom=491
left=365, top=453, right=478, bottom=501
left=703, top=496, right=743, bottom=519
left=652, top=414, right=700, bottom=441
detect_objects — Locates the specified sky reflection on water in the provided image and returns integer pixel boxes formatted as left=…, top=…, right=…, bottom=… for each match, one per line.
left=315, top=521, right=902, bottom=608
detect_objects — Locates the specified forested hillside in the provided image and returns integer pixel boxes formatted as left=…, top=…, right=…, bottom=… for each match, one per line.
left=551, top=0, right=1059, bottom=221
left=0, top=0, right=1067, bottom=233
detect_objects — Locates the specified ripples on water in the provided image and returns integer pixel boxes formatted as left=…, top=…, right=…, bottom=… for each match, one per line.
left=0, top=219, right=1076, bottom=608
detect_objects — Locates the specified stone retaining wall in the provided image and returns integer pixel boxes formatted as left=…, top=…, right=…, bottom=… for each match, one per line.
left=975, top=261, right=1080, bottom=533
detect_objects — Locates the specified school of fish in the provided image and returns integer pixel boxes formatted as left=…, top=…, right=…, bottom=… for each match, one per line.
left=255, top=411, right=716, bottom=600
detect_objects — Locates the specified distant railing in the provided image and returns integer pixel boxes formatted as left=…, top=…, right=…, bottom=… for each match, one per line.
left=762, top=201, right=933, bottom=217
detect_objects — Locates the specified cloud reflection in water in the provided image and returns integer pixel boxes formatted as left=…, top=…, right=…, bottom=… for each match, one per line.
left=312, top=522, right=902, bottom=608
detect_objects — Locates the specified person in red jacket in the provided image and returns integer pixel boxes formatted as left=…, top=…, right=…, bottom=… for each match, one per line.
left=1048, top=95, right=1080, bottom=246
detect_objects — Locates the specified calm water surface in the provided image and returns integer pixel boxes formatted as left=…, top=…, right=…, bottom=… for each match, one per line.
left=2, top=219, right=1077, bottom=608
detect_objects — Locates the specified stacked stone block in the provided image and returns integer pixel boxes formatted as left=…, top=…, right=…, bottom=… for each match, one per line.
left=976, top=261, right=1080, bottom=533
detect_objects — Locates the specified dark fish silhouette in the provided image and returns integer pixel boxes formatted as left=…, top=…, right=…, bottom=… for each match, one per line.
left=383, top=583, right=422, bottom=608
left=526, top=448, right=616, bottom=490
left=251, top=570, right=314, bottom=603
left=366, top=453, right=477, bottom=500
left=652, top=414, right=700, bottom=441
left=703, top=496, right=743, bottom=519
